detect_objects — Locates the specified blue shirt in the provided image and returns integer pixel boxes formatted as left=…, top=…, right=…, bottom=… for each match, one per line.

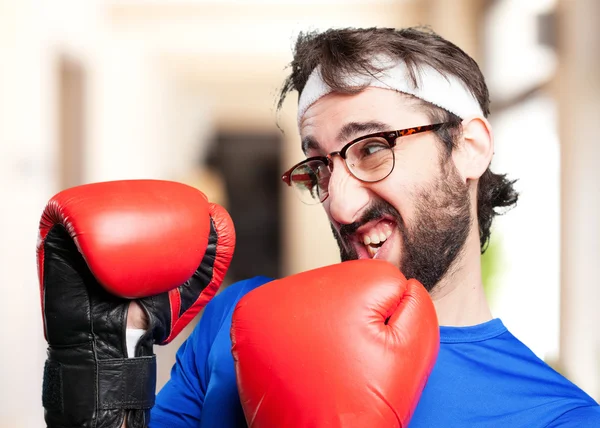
left=150, top=277, right=600, bottom=427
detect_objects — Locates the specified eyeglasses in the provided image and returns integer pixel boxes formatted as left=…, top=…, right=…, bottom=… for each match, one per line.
left=282, top=123, right=449, bottom=205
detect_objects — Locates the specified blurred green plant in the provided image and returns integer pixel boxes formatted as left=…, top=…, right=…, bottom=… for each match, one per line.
left=482, top=231, right=570, bottom=377
left=481, top=230, right=503, bottom=303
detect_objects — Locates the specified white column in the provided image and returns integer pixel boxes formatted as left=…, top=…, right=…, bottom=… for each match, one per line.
left=0, top=1, right=55, bottom=426
left=557, top=0, right=600, bottom=400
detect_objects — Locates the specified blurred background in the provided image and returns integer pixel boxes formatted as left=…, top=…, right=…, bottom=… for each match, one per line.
left=1, top=0, right=598, bottom=425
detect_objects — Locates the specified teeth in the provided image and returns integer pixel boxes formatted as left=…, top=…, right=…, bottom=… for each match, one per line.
left=367, top=245, right=377, bottom=258
left=362, top=230, right=390, bottom=246
left=361, top=221, right=395, bottom=258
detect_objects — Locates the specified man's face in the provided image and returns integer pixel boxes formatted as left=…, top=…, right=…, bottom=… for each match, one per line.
left=299, top=87, right=472, bottom=291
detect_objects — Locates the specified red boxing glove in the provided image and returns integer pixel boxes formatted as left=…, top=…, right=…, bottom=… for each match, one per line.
left=231, top=260, right=439, bottom=428
left=38, top=180, right=235, bottom=428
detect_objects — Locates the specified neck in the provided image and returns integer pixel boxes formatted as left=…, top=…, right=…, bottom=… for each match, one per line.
left=429, top=228, right=492, bottom=327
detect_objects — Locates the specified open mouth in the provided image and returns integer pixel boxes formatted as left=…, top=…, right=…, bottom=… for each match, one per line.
left=360, top=219, right=394, bottom=259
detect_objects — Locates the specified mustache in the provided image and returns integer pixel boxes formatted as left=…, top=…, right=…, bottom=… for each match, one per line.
left=338, top=200, right=403, bottom=240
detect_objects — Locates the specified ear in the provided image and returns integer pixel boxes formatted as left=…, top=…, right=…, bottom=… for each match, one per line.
left=452, top=116, right=494, bottom=182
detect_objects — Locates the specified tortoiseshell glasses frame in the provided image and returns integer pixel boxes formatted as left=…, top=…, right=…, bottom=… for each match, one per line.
left=281, top=122, right=449, bottom=204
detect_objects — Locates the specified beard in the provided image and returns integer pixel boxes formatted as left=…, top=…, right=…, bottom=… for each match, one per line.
left=331, top=160, right=471, bottom=292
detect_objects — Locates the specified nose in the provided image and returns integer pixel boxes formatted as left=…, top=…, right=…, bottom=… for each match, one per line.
left=324, top=156, right=370, bottom=225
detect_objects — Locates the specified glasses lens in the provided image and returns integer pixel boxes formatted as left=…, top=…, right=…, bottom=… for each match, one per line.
left=346, top=137, right=395, bottom=182
left=289, top=159, right=330, bottom=204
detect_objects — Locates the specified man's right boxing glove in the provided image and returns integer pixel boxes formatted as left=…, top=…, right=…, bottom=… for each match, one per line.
left=231, top=259, right=439, bottom=428
left=37, top=180, right=235, bottom=428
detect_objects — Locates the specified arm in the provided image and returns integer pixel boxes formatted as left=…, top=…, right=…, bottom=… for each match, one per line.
left=150, top=277, right=271, bottom=428
left=121, top=299, right=219, bottom=428
left=150, top=299, right=224, bottom=427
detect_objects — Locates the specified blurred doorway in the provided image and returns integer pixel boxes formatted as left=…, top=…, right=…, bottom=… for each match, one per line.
left=208, top=131, right=283, bottom=283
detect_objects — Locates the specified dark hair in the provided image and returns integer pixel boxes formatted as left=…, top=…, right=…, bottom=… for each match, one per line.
left=277, top=27, right=518, bottom=253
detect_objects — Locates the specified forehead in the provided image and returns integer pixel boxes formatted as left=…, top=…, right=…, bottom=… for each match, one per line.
left=299, top=87, right=428, bottom=148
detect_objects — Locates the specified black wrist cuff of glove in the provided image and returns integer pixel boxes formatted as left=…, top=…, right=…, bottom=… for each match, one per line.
left=43, top=355, right=156, bottom=425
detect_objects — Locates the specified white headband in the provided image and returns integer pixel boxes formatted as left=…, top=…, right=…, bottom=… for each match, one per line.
left=297, top=59, right=483, bottom=128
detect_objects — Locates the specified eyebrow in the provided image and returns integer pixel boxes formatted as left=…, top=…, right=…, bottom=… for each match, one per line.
left=301, top=135, right=321, bottom=154
left=301, top=120, right=393, bottom=154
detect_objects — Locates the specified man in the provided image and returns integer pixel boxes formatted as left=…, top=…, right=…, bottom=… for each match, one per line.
left=150, top=27, right=599, bottom=426
left=39, top=27, right=600, bottom=427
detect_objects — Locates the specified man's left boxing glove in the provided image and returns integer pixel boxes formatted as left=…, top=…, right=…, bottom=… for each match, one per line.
left=231, top=260, right=439, bottom=428
left=37, top=180, right=235, bottom=428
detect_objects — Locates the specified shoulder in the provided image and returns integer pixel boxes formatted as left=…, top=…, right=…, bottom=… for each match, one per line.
left=211, top=276, right=274, bottom=313
left=501, top=328, right=593, bottom=391
left=194, top=276, right=274, bottom=336
left=430, top=320, right=598, bottom=426
left=548, top=404, right=600, bottom=427
left=497, top=327, right=599, bottom=412
left=180, top=276, right=274, bottom=370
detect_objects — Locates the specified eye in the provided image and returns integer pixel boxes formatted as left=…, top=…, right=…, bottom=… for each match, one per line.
left=354, top=138, right=389, bottom=159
